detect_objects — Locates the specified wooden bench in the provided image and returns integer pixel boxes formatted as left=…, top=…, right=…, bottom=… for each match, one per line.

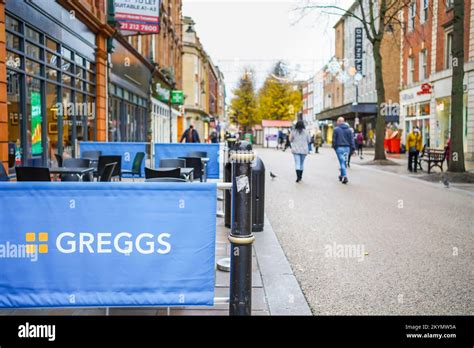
left=418, top=146, right=448, bottom=173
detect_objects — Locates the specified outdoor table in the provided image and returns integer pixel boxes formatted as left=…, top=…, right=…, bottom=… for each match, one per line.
left=49, top=167, right=94, bottom=181
left=158, top=167, right=194, bottom=181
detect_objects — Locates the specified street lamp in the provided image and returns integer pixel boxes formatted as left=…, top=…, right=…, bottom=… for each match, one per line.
left=353, top=73, right=363, bottom=127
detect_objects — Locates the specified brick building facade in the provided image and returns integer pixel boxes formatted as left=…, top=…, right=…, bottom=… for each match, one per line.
left=400, top=0, right=474, bottom=160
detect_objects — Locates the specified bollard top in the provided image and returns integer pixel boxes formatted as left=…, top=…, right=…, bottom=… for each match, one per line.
left=234, top=140, right=252, bottom=151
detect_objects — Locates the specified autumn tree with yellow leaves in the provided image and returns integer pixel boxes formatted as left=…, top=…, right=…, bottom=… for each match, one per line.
left=229, top=68, right=259, bottom=133
left=257, top=62, right=302, bottom=121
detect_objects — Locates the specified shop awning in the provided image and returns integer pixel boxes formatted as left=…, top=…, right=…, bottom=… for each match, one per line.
left=316, top=103, right=378, bottom=121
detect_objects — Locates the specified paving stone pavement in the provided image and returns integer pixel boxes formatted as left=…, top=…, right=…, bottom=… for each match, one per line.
left=256, top=146, right=474, bottom=315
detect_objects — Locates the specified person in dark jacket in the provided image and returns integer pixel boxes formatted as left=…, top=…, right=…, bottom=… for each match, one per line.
left=180, top=125, right=201, bottom=143
left=332, top=117, right=355, bottom=184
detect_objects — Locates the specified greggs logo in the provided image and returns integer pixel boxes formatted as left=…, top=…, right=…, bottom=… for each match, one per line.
left=25, top=232, right=49, bottom=254
left=24, top=232, right=172, bottom=256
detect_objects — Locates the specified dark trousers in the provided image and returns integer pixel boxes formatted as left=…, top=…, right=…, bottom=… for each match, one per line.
left=408, top=151, right=419, bottom=172
left=357, top=144, right=363, bottom=156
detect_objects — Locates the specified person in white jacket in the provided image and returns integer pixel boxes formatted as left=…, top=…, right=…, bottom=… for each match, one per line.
left=290, top=121, right=312, bottom=183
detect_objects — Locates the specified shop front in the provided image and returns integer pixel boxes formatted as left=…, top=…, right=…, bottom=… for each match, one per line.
left=432, top=74, right=469, bottom=154
left=108, top=39, right=151, bottom=143
left=5, top=0, right=100, bottom=167
left=316, top=102, right=378, bottom=146
left=151, top=78, right=179, bottom=143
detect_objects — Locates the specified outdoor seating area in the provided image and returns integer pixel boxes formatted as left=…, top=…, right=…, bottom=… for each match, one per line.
left=145, top=151, right=209, bottom=182
left=7, top=144, right=213, bottom=184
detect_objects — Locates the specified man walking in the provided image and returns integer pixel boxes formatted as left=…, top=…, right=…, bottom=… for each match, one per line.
left=180, top=125, right=201, bottom=143
left=406, top=127, right=422, bottom=172
left=332, top=117, right=355, bottom=184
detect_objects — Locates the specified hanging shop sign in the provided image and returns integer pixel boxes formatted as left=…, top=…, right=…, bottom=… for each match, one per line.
left=30, top=92, right=42, bottom=156
left=171, top=90, right=184, bottom=105
left=354, top=27, right=363, bottom=74
left=115, top=0, right=161, bottom=34
left=155, top=83, right=170, bottom=102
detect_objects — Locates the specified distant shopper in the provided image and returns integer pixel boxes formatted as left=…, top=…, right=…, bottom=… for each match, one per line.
left=314, top=130, right=322, bottom=153
left=290, top=121, right=312, bottom=183
left=347, top=127, right=355, bottom=168
left=356, top=131, right=364, bottom=158
left=210, top=130, right=218, bottom=143
left=277, top=130, right=284, bottom=149
left=283, top=130, right=291, bottom=152
left=333, top=117, right=355, bottom=184
left=180, top=125, right=201, bottom=143
left=406, top=127, right=423, bottom=172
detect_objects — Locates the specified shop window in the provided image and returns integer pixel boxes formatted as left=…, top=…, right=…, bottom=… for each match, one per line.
left=61, top=60, right=74, bottom=73
left=61, top=88, right=73, bottom=158
left=46, top=38, right=58, bottom=52
left=85, top=61, right=95, bottom=72
left=46, top=52, right=59, bottom=67
left=61, top=73, right=73, bottom=86
left=6, top=15, right=21, bottom=32
left=46, top=67, right=59, bottom=81
left=6, top=33, right=21, bottom=51
left=25, top=59, right=41, bottom=76
left=86, top=95, right=95, bottom=141
left=25, top=42, right=41, bottom=60
left=61, top=46, right=72, bottom=60
left=46, top=83, right=59, bottom=164
left=406, top=104, right=416, bottom=117
left=75, top=78, right=83, bottom=90
left=75, top=55, right=85, bottom=67
left=420, top=103, right=430, bottom=116
left=25, top=26, right=41, bottom=43
left=7, top=70, right=22, bottom=168
left=6, top=51, right=22, bottom=70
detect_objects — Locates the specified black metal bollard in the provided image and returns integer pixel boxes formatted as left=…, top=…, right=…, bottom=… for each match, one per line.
left=229, top=141, right=254, bottom=316
left=224, top=137, right=237, bottom=228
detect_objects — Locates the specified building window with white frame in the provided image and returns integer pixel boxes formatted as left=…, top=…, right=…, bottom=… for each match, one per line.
left=409, top=1, right=416, bottom=31
left=419, top=49, right=428, bottom=80
left=445, top=30, right=453, bottom=69
left=420, top=0, right=429, bottom=24
left=408, top=56, right=414, bottom=85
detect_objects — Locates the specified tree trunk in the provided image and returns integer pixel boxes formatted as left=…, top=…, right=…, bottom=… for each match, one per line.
left=373, top=39, right=387, bottom=161
left=448, top=0, right=465, bottom=172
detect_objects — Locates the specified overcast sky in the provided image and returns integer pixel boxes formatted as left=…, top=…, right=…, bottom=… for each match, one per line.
left=182, top=0, right=353, bottom=100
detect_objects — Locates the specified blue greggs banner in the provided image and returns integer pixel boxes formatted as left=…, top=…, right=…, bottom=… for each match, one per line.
left=154, top=143, right=221, bottom=179
left=80, top=142, right=148, bottom=177
left=0, top=182, right=216, bottom=308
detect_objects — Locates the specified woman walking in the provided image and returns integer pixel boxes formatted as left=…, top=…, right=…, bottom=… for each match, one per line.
left=290, top=121, right=312, bottom=183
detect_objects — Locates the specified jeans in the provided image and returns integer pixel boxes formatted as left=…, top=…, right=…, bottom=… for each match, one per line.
left=408, top=151, right=419, bottom=172
left=335, top=146, right=350, bottom=177
left=293, top=154, right=307, bottom=171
